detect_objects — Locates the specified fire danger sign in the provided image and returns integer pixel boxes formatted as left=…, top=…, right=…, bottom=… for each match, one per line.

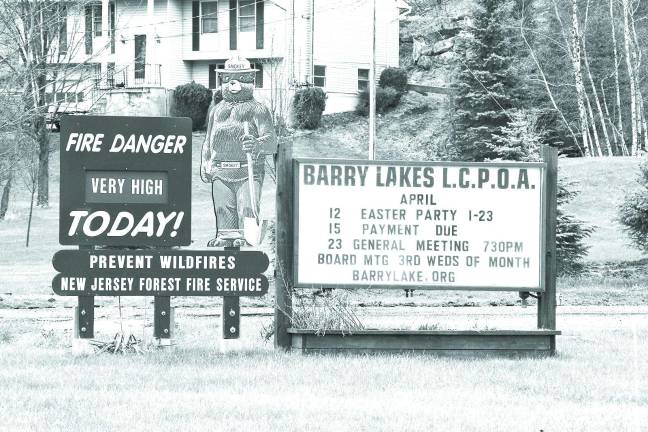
left=59, top=115, right=192, bottom=246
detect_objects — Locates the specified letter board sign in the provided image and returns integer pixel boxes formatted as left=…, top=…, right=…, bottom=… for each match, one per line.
left=59, top=115, right=192, bottom=246
left=294, top=159, right=546, bottom=291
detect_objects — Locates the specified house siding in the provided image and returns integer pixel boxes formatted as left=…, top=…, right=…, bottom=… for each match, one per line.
left=50, top=0, right=401, bottom=115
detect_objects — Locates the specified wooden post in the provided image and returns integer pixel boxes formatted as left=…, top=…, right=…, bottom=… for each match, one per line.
left=223, top=245, right=241, bottom=339
left=223, top=297, right=240, bottom=339
left=274, top=138, right=293, bottom=350
left=538, top=145, right=558, bottom=330
left=153, top=296, right=172, bottom=339
left=75, top=245, right=94, bottom=339
left=75, top=296, right=94, bottom=339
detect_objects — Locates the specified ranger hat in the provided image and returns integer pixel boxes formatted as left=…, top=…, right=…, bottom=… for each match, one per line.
left=218, top=56, right=258, bottom=83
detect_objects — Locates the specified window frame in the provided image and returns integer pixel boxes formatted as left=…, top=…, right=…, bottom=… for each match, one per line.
left=92, top=5, right=102, bottom=37
left=239, top=0, right=256, bottom=33
left=313, top=65, right=326, bottom=88
left=357, top=68, right=369, bottom=92
left=201, top=1, right=218, bottom=34
left=250, top=62, right=263, bottom=88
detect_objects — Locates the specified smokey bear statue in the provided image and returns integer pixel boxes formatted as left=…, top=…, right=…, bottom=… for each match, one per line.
left=200, top=56, right=277, bottom=247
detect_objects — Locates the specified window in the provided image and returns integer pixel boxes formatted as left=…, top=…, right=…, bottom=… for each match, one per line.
left=358, top=68, right=369, bottom=91
left=250, top=62, right=263, bottom=88
left=93, top=5, right=102, bottom=37
left=107, top=62, right=115, bottom=87
left=208, top=63, right=224, bottom=89
left=313, top=65, right=326, bottom=87
left=239, top=0, right=256, bottom=33
left=202, top=1, right=218, bottom=33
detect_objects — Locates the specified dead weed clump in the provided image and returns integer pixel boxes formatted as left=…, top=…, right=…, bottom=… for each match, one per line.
left=260, top=290, right=364, bottom=341
left=290, top=290, right=364, bottom=335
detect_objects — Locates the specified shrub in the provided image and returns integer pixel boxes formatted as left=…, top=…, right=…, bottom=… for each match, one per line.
left=619, top=159, right=648, bottom=253
left=205, top=89, right=223, bottom=126
left=557, top=179, right=595, bottom=274
left=355, top=87, right=401, bottom=116
left=212, top=88, right=223, bottom=106
left=172, top=81, right=212, bottom=130
left=292, top=87, right=327, bottom=129
left=379, top=67, right=408, bottom=94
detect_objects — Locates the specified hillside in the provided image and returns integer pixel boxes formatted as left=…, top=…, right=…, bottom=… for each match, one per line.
left=294, top=91, right=453, bottom=161
left=560, top=156, right=644, bottom=262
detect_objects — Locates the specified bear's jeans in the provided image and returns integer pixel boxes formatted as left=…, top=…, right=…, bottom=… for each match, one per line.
left=211, top=176, right=263, bottom=236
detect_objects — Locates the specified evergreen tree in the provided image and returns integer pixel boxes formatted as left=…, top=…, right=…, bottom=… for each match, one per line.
left=556, top=180, right=595, bottom=274
left=488, top=110, right=595, bottom=274
left=489, top=110, right=541, bottom=161
left=452, top=0, right=523, bottom=161
left=619, top=160, right=648, bottom=252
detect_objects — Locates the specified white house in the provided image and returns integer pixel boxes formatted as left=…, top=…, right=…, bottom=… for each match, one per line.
left=51, top=0, right=407, bottom=116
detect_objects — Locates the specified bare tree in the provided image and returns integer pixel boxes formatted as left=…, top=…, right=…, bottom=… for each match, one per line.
left=0, top=0, right=109, bottom=206
left=21, top=140, right=38, bottom=247
left=609, top=0, right=628, bottom=155
left=621, top=0, right=639, bottom=155
left=582, top=0, right=612, bottom=156
left=569, top=0, right=594, bottom=156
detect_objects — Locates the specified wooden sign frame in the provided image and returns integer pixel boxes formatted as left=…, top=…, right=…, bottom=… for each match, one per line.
left=274, top=145, right=560, bottom=356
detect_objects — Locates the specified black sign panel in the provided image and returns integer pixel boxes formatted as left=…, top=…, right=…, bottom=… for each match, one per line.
left=52, top=274, right=268, bottom=297
left=59, top=116, right=192, bottom=246
left=52, top=250, right=270, bottom=297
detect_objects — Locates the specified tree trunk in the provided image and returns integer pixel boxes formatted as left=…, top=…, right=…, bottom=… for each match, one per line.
left=582, top=16, right=612, bottom=156
left=584, top=87, right=602, bottom=156
left=36, top=116, right=49, bottom=207
left=601, top=80, right=619, bottom=155
left=630, top=12, right=648, bottom=152
left=0, top=173, right=12, bottom=220
left=622, top=0, right=638, bottom=155
left=521, top=24, right=582, bottom=155
left=26, top=186, right=35, bottom=247
left=570, top=0, right=591, bottom=156
left=639, top=89, right=648, bottom=152
left=610, top=0, right=627, bottom=155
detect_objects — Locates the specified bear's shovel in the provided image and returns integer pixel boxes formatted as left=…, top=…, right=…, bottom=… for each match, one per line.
left=243, top=122, right=267, bottom=247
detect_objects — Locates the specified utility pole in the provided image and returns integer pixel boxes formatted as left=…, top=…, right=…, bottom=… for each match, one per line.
left=369, top=0, right=376, bottom=160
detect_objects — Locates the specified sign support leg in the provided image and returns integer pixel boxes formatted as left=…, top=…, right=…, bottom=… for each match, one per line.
left=75, top=296, right=95, bottom=339
left=222, top=245, right=241, bottom=339
left=274, top=138, right=293, bottom=350
left=222, top=297, right=240, bottom=339
left=75, top=245, right=95, bottom=339
left=154, top=296, right=173, bottom=344
left=538, top=146, right=558, bottom=339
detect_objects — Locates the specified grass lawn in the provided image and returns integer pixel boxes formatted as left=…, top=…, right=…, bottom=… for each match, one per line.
left=0, top=308, right=646, bottom=431
left=1, top=126, right=648, bottom=431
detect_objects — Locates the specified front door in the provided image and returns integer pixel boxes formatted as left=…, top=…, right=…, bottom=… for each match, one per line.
left=134, top=35, right=146, bottom=84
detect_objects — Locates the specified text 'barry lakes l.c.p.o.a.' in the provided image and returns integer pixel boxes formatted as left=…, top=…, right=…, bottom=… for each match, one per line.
left=59, top=116, right=192, bottom=247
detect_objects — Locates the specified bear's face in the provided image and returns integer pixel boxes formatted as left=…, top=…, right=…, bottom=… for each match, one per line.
left=222, top=79, right=255, bottom=103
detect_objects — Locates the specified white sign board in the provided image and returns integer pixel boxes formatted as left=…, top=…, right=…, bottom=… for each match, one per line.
left=295, top=159, right=545, bottom=291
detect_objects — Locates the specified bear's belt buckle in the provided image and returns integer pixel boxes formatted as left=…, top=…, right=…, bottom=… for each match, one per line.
left=219, top=161, right=242, bottom=169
